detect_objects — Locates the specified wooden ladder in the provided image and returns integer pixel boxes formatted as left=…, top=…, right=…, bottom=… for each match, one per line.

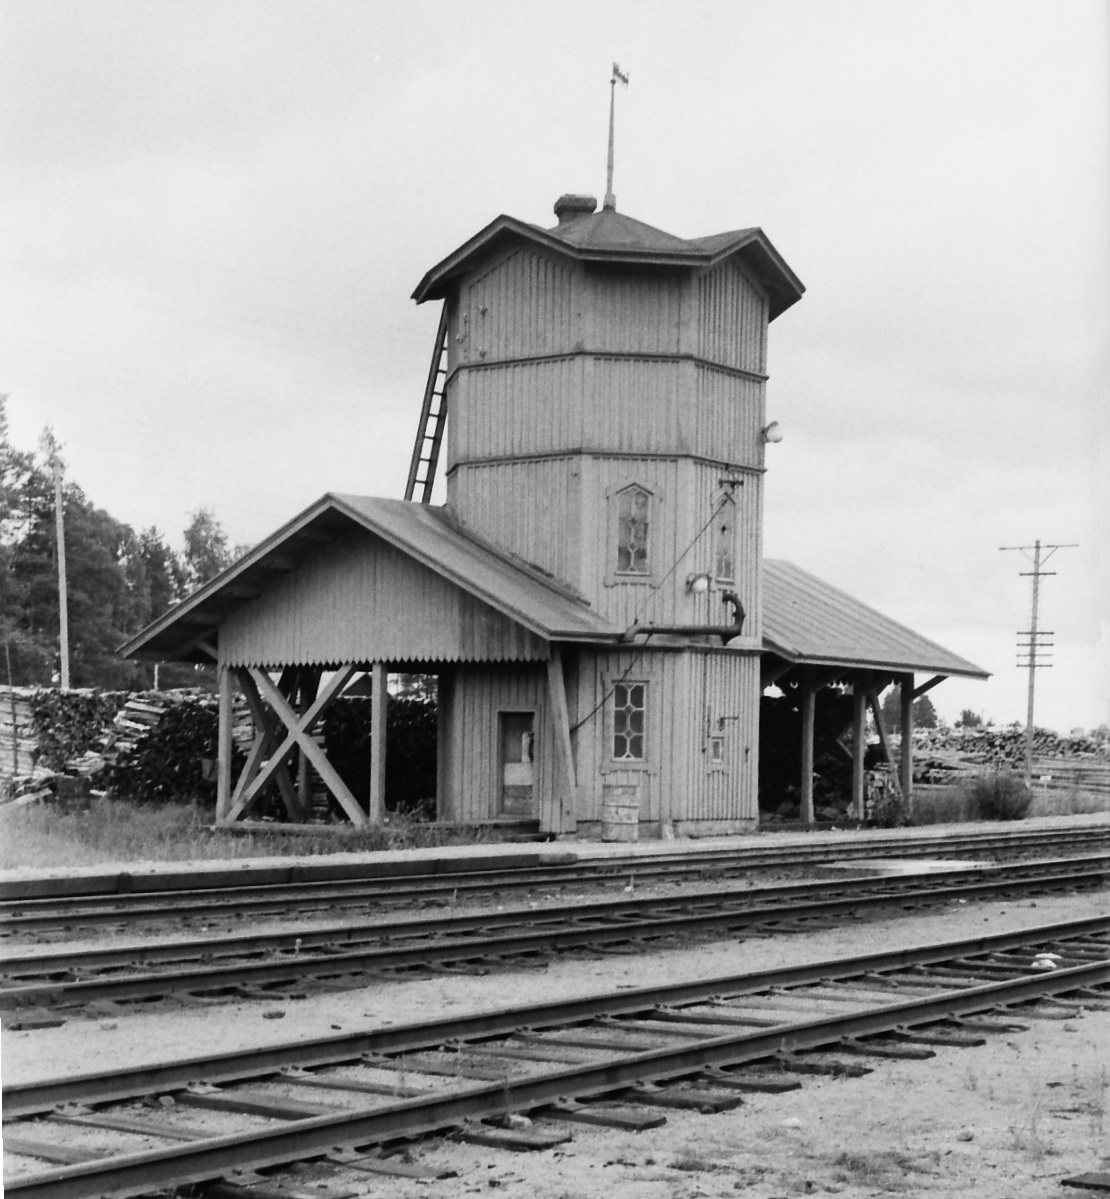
left=404, top=306, right=449, bottom=503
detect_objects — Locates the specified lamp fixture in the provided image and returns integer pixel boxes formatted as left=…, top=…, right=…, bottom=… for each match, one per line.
left=685, top=572, right=712, bottom=594
left=761, top=421, right=784, bottom=444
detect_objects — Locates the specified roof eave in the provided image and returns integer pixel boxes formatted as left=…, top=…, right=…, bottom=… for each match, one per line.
left=761, top=639, right=990, bottom=681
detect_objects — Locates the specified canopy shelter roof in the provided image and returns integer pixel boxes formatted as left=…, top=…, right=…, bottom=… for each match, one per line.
left=120, top=494, right=619, bottom=665
left=762, top=559, right=989, bottom=680
left=411, top=208, right=805, bottom=319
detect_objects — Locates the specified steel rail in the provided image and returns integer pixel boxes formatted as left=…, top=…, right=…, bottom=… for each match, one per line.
left=6, top=853, right=1103, bottom=974
left=2, top=862, right=1105, bottom=1012
left=7, top=913, right=1108, bottom=1117
left=3, top=825, right=1106, bottom=925
left=7, top=953, right=1109, bottom=1199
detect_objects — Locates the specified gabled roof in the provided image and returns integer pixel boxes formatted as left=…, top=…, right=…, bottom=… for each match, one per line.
left=412, top=208, right=804, bottom=319
left=763, top=560, right=989, bottom=680
left=119, top=495, right=619, bottom=662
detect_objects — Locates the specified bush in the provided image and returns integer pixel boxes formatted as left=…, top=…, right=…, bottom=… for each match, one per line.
left=961, top=771, right=1033, bottom=821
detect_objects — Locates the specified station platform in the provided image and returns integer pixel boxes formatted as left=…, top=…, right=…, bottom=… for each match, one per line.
left=1, top=812, right=1106, bottom=902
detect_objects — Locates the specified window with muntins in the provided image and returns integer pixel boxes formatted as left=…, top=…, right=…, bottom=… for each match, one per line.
left=616, top=487, right=651, bottom=575
left=714, top=494, right=735, bottom=582
left=613, top=682, right=647, bottom=761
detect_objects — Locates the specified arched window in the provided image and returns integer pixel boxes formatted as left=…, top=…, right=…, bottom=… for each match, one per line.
left=615, top=485, right=651, bottom=575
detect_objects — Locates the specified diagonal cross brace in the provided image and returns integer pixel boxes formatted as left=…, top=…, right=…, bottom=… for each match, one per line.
left=243, top=665, right=368, bottom=826
left=224, top=669, right=305, bottom=823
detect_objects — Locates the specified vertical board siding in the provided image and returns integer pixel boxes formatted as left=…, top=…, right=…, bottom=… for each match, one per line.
left=451, top=357, right=585, bottom=461
left=441, top=663, right=552, bottom=824
left=585, top=269, right=683, bottom=355
left=681, top=652, right=759, bottom=822
left=693, top=366, right=764, bottom=466
left=697, top=262, right=768, bottom=374
left=452, top=455, right=762, bottom=635
left=452, top=456, right=583, bottom=588
left=219, top=534, right=548, bottom=666
left=569, top=648, right=757, bottom=826
left=465, top=248, right=577, bottom=362
left=683, top=462, right=762, bottom=638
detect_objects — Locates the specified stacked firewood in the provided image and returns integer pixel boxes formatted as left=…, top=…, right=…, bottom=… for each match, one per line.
left=0, top=688, right=37, bottom=783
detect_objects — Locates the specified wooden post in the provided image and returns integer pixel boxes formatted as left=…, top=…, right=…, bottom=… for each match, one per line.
left=297, top=670, right=320, bottom=816
left=851, top=686, right=867, bottom=819
left=546, top=646, right=578, bottom=834
left=370, top=662, right=387, bottom=824
left=799, top=678, right=816, bottom=824
left=216, top=665, right=234, bottom=823
left=900, top=674, right=914, bottom=814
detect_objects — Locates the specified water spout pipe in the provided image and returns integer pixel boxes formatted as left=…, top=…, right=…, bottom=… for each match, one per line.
left=622, top=591, right=746, bottom=645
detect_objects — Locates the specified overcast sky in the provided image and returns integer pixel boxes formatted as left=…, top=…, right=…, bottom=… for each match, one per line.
left=2, top=0, right=1106, bottom=732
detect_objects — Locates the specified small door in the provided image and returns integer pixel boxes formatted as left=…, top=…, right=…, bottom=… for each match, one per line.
left=499, top=712, right=536, bottom=817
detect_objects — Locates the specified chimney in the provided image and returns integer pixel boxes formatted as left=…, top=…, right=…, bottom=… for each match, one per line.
left=553, top=194, right=598, bottom=225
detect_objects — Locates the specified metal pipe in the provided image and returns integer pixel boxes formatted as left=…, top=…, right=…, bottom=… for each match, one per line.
left=622, top=590, right=746, bottom=645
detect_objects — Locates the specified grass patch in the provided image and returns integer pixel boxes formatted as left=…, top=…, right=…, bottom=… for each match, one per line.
left=909, top=784, right=978, bottom=825
left=831, top=1149, right=932, bottom=1189
left=0, top=797, right=501, bottom=869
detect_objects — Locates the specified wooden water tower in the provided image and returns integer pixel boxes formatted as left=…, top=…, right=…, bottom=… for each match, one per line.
left=411, top=193, right=804, bottom=835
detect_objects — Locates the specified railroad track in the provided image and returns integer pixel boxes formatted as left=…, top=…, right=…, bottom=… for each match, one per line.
left=3, top=855, right=1105, bottom=1015
left=3, top=823, right=1108, bottom=936
left=5, top=915, right=1109, bottom=1199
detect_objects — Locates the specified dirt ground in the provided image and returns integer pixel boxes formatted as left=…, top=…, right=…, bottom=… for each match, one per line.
left=3, top=880, right=1109, bottom=1196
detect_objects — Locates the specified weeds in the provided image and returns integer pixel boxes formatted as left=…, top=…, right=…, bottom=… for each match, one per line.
left=831, top=1149, right=925, bottom=1190
left=670, top=1147, right=719, bottom=1172
left=0, top=796, right=500, bottom=868
left=961, top=771, right=1033, bottom=821
left=1008, top=1092, right=1051, bottom=1163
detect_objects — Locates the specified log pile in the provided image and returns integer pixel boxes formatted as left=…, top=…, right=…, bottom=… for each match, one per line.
left=0, top=688, right=37, bottom=783
left=0, top=686, right=251, bottom=804
left=908, top=725, right=1110, bottom=793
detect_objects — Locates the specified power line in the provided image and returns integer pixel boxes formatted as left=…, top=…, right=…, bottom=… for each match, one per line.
left=999, top=539, right=1078, bottom=784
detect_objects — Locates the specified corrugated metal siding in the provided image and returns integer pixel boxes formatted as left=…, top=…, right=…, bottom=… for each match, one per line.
left=219, top=533, right=548, bottom=667
left=464, top=247, right=578, bottom=363
left=439, top=663, right=552, bottom=824
left=697, top=262, right=768, bottom=374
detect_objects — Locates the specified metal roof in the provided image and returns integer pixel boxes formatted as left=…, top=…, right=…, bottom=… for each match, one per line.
left=763, top=559, right=990, bottom=680
left=120, top=495, right=619, bottom=662
left=412, top=210, right=804, bottom=319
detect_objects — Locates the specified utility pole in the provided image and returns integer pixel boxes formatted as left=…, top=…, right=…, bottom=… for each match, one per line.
left=999, top=540, right=1077, bottom=785
left=50, top=454, right=70, bottom=690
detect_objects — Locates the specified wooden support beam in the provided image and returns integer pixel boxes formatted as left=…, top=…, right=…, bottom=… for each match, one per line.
left=297, top=669, right=321, bottom=814
left=225, top=670, right=304, bottom=823
left=913, top=674, right=944, bottom=699
left=868, top=691, right=903, bottom=801
left=900, top=673, right=914, bottom=813
left=760, top=659, right=795, bottom=688
left=799, top=679, right=816, bottom=825
left=216, top=666, right=234, bottom=822
left=546, top=646, right=578, bottom=834
left=247, top=665, right=367, bottom=826
left=369, top=663, right=387, bottom=824
left=850, top=687, right=867, bottom=819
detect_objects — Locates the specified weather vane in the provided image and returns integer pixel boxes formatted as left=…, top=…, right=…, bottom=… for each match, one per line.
left=604, top=62, right=629, bottom=211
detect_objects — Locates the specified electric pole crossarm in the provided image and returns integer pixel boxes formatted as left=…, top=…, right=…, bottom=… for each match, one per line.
left=999, top=540, right=1077, bottom=785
